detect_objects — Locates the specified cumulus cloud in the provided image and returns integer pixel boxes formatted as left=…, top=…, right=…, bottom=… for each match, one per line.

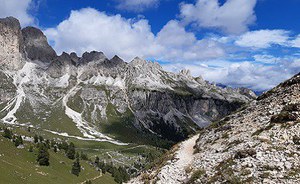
left=156, top=20, right=225, bottom=61
left=163, top=59, right=300, bottom=91
left=115, top=0, right=159, bottom=12
left=0, top=0, right=34, bottom=26
left=235, top=30, right=290, bottom=48
left=180, top=0, right=257, bottom=34
left=45, top=8, right=224, bottom=61
left=253, top=54, right=280, bottom=64
left=291, top=35, right=300, bottom=48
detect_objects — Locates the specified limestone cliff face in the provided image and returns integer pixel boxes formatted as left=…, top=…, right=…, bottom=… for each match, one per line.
left=0, top=17, right=25, bottom=70
left=0, top=17, right=256, bottom=145
left=132, top=73, right=300, bottom=183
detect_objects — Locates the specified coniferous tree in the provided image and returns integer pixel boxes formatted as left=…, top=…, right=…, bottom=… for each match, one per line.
left=3, top=128, right=12, bottom=139
left=39, top=135, right=44, bottom=142
left=34, top=134, right=39, bottom=143
left=37, top=144, right=50, bottom=166
left=14, top=135, right=23, bottom=147
left=71, top=157, right=81, bottom=176
left=54, top=145, right=58, bottom=153
left=29, top=145, right=33, bottom=152
left=95, top=156, right=100, bottom=166
left=50, top=139, right=56, bottom=148
left=67, top=142, right=76, bottom=159
left=80, top=151, right=88, bottom=160
left=45, top=139, right=50, bottom=149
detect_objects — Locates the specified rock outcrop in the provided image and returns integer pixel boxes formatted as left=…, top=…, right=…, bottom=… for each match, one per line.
left=132, top=73, right=300, bottom=183
left=22, top=26, right=57, bottom=64
left=0, top=17, right=25, bottom=70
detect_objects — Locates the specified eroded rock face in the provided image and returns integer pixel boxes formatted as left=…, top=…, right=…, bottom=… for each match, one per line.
left=0, top=17, right=25, bottom=70
left=22, top=26, right=57, bottom=63
left=130, top=74, right=300, bottom=184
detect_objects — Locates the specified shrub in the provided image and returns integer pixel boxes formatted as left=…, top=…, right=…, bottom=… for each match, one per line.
left=270, top=111, right=297, bottom=124
left=234, top=149, right=256, bottom=159
left=187, top=169, right=206, bottom=184
left=37, top=144, right=50, bottom=166
left=293, top=136, right=300, bottom=145
left=3, top=128, right=13, bottom=139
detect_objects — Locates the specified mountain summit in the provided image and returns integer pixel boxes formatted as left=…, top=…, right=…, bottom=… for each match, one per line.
left=0, top=17, right=256, bottom=147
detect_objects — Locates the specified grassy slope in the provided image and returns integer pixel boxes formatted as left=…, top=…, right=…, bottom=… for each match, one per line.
left=0, top=136, right=116, bottom=184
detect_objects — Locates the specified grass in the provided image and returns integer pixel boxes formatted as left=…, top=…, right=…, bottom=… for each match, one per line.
left=0, top=136, right=116, bottom=184
left=100, top=103, right=174, bottom=148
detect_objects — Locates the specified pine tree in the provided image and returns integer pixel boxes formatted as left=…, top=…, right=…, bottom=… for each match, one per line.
left=34, top=134, right=39, bottom=143
left=54, top=145, right=58, bottom=153
left=3, top=128, right=12, bottom=139
left=50, top=139, right=56, bottom=148
left=67, top=142, right=76, bottom=159
left=37, top=144, right=50, bottom=166
left=14, top=136, right=23, bottom=147
left=95, top=156, right=100, bottom=165
left=45, top=139, right=50, bottom=149
left=80, top=151, right=88, bottom=160
left=39, top=135, right=44, bottom=142
left=29, top=145, right=33, bottom=152
left=71, top=157, right=81, bottom=176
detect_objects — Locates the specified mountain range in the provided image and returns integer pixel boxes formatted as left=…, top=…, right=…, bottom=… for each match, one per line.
left=130, top=71, right=300, bottom=183
left=0, top=16, right=256, bottom=147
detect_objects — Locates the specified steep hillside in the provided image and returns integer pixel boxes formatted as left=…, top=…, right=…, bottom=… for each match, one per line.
left=0, top=16, right=256, bottom=148
left=131, top=73, right=300, bottom=183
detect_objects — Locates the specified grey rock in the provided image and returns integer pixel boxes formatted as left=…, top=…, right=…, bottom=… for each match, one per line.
left=22, top=26, right=57, bottom=63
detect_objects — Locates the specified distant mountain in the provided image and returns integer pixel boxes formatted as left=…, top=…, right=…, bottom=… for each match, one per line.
left=0, top=16, right=256, bottom=147
left=131, top=71, right=300, bottom=183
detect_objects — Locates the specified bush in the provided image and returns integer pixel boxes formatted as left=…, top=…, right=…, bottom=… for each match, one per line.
left=283, top=103, right=300, bottom=112
left=66, top=142, right=76, bottom=160
left=270, top=111, right=297, bottom=124
left=293, top=136, right=300, bottom=145
left=71, top=158, right=81, bottom=176
left=14, top=136, right=23, bottom=147
left=3, top=128, right=13, bottom=139
left=234, top=149, right=256, bottom=159
left=187, top=169, right=206, bottom=184
left=37, top=144, right=50, bottom=166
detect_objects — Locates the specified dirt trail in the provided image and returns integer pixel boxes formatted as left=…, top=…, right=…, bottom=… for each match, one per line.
left=155, top=134, right=199, bottom=184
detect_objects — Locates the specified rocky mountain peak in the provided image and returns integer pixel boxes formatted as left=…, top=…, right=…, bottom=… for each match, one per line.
left=0, top=16, right=21, bottom=33
left=80, top=51, right=106, bottom=64
left=22, top=26, right=57, bottom=63
left=110, top=55, right=124, bottom=63
left=130, top=56, right=147, bottom=66
left=0, top=16, right=25, bottom=70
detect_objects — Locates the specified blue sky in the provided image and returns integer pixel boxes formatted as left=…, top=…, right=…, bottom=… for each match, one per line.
left=1, top=0, right=300, bottom=91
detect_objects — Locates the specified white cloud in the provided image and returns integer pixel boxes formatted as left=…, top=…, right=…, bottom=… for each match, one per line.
left=115, top=0, right=159, bottom=12
left=253, top=54, right=280, bottom=64
left=180, top=0, right=257, bottom=34
left=0, top=0, right=34, bottom=27
left=235, top=29, right=290, bottom=48
left=45, top=8, right=225, bottom=62
left=291, top=35, right=300, bottom=48
left=156, top=20, right=225, bottom=61
left=45, top=8, right=161, bottom=61
left=162, top=59, right=300, bottom=91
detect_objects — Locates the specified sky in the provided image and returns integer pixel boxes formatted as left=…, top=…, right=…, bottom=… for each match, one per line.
left=0, top=0, right=300, bottom=92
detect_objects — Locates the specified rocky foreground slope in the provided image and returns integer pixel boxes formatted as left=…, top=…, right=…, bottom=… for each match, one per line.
left=0, top=16, right=256, bottom=146
left=131, top=72, right=300, bottom=183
